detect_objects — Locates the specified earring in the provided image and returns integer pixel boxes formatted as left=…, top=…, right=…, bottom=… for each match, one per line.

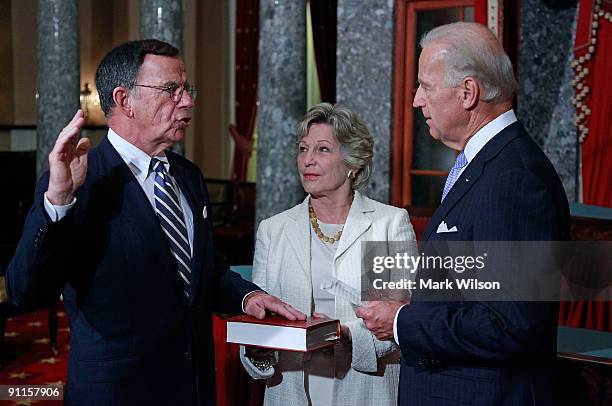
left=347, top=170, right=354, bottom=179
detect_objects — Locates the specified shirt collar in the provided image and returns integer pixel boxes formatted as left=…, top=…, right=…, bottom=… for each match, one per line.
left=107, top=128, right=170, bottom=183
left=463, top=109, right=517, bottom=164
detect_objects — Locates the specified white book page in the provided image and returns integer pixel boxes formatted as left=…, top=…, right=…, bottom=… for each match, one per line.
left=227, top=323, right=307, bottom=351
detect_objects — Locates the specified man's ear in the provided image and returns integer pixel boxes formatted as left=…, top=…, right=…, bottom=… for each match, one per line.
left=460, top=77, right=479, bottom=110
left=112, top=87, right=133, bottom=118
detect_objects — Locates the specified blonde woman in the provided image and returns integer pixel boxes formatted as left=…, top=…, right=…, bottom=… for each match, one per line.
left=240, top=103, right=416, bottom=405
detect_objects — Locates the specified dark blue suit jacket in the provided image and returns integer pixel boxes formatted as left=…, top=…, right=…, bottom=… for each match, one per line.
left=396, top=122, right=570, bottom=405
left=6, top=137, right=259, bottom=405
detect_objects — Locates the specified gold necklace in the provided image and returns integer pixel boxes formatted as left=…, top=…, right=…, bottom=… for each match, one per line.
left=308, top=201, right=344, bottom=244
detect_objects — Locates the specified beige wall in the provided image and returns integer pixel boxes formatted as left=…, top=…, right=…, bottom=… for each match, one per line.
left=10, top=0, right=37, bottom=125
left=80, top=0, right=139, bottom=126
left=1, top=0, right=35, bottom=151
left=183, top=0, right=197, bottom=165
left=2, top=0, right=234, bottom=178
left=1, top=0, right=15, bottom=125
left=191, top=0, right=232, bottom=179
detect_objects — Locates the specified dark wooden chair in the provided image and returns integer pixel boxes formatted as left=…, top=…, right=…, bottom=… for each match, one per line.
left=213, top=181, right=256, bottom=265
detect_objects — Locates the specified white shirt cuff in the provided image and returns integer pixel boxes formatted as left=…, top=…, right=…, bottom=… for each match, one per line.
left=393, top=303, right=408, bottom=345
left=44, top=193, right=76, bottom=222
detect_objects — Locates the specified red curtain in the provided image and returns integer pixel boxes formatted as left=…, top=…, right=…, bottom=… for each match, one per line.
left=558, top=0, right=612, bottom=332
left=230, top=0, right=260, bottom=182
left=580, top=3, right=612, bottom=208
left=310, top=0, right=337, bottom=103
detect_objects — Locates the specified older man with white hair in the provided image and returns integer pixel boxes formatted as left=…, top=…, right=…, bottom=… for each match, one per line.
left=357, top=22, right=569, bottom=405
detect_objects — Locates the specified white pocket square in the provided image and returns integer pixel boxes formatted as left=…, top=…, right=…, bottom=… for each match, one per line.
left=436, top=221, right=458, bottom=233
left=202, top=205, right=208, bottom=219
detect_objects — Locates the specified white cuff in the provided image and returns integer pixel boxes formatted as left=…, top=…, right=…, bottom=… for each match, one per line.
left=393, top=303, right=408, bottom=345
left=239, top=345, right=276, bottom=379
left=44, top=193, right=76, bottom=222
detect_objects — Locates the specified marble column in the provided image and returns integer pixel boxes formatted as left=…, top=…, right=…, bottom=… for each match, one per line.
left=140, top=0, right=184, bottom=155
left=256, top=0, right=307, bottom=225
left=37, top=0, right=80, bottom=177
left=140, top=0, right=183, bottom=50
left=336, top=0, right=394, bottom=204
left=518, top=0, right=579, bottom=201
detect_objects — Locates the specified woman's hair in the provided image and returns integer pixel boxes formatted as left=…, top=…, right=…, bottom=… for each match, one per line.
left=296, top=103, right=373, bottom=190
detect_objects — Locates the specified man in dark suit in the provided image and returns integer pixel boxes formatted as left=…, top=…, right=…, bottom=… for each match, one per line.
left=356, top=23, right=570, bottom=405
left=6, top=39, right=304, bottom=406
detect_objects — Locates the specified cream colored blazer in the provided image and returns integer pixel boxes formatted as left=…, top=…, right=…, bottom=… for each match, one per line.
left=248, top=191, right=416, bottom=406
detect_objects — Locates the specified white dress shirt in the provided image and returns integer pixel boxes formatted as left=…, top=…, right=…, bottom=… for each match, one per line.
left=308, top=221, right=341, bottom=405
left=44, top=130, right=260, bottom=310
left=392, top=109, right=518, bottom=344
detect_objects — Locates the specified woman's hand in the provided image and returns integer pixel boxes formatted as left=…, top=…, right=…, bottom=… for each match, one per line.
left=240, top=346, right=278, bottom=378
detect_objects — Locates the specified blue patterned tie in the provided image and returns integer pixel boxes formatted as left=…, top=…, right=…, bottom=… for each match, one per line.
left=151, top=158, right=191, bottom=297
left=441, top=151, right=468, bottom=202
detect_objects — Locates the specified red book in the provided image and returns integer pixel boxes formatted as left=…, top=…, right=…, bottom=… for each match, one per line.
left=226, top=315, right=341, bottom=352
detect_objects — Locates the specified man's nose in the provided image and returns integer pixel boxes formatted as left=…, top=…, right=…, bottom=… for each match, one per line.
left=178, top=88, right=194, bottom=108
left=413, top=85, right=425, bottom=108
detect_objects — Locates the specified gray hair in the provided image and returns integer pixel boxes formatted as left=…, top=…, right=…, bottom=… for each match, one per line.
left=420, top=22, right=517, bottom=102
left=95, top=39, right=179, bottom=116
left=296, top=103, right=373, bottom=190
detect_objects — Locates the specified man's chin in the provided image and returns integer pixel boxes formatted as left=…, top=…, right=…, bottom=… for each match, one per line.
left=170, top=128, right=186, bottom=142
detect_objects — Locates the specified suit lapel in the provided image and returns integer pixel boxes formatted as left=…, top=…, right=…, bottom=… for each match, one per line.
left=423, top=159, right=483, bottom=240
left=283, top=192, right=374, bottom=281
left=285, top=198, right=312, bottom=280
left=97, top=137, right=161, bottom=235
left=334, top=191, right=373, bottom=262
left=423, top=122, right=526, bottom=240
left=95, top=138, right=185, bottom=297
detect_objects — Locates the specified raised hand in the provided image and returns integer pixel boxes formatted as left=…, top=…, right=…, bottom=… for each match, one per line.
left=46, top=110, right=91, bottom=205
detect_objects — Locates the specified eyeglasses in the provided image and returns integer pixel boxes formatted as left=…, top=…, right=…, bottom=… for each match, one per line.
left=134, top=83, right=198, bottom=102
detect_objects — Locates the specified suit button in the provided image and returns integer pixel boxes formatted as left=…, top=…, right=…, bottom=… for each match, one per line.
left=185, top=352, right=192, bottom=360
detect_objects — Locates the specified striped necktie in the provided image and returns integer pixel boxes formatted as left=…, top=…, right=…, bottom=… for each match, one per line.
left=151, top=158, right=191, bottom=297
left=441, top=151, right=468, bottom=202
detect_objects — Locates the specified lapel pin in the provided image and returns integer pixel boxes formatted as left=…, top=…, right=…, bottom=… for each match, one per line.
left=202, top=205, right=207, bottom=219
